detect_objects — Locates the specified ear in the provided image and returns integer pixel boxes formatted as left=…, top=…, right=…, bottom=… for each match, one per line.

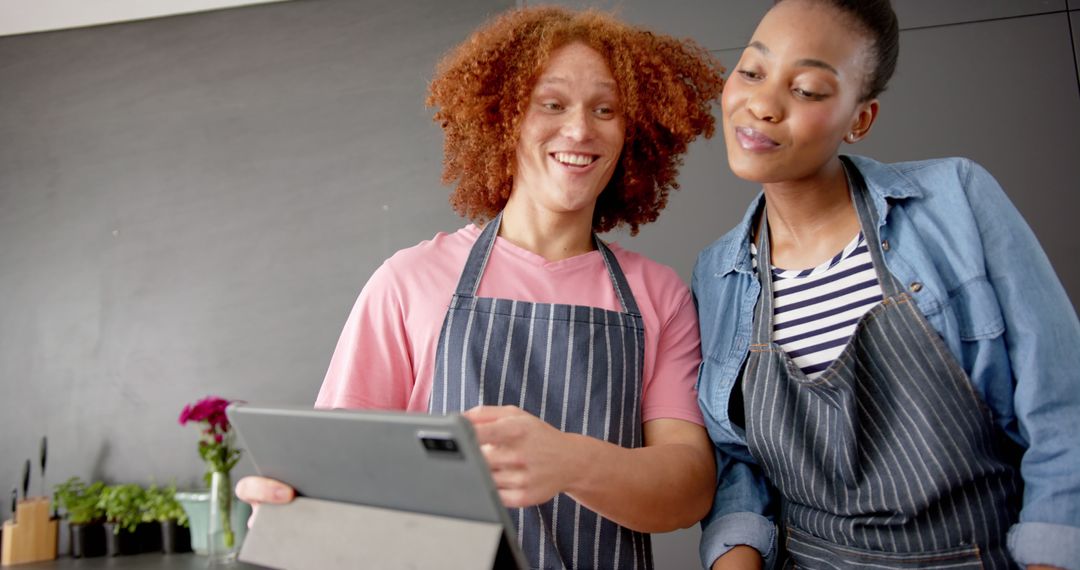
left=844, top=99, right=879, bottom=144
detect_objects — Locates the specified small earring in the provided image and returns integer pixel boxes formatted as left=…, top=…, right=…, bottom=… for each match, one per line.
left=846, top=132, right=857, bottom=142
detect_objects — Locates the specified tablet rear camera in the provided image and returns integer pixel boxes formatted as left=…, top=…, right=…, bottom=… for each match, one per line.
left=419, top=433, right=461, bottom=456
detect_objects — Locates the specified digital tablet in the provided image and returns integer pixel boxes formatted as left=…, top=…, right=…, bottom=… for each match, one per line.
left=226, top=403, right=527, bottom=569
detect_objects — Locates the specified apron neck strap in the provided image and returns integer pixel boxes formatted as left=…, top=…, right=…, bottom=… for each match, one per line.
left=752, top=206, right=775, bottom=345
left=454, top=211, right=641, bottom=317
left=841, top=156, right=903, bottom=298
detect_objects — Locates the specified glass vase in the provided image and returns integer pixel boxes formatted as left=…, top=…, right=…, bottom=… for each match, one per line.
left=207, top=470, right=238, bottom=565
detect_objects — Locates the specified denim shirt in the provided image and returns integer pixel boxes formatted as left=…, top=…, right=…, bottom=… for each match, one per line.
left=692, top=155, right=1080, bottom=569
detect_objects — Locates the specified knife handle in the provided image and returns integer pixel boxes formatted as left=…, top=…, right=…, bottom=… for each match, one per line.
left=21, top=459, right=30, bottom=499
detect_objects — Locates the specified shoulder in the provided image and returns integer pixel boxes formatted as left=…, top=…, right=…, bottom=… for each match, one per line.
left=693, top=195, right=761, bottom=286
left=363, top=225, right=475, bottom=299
left=609, top=245, right=690, bottom=296
left=607, top=244, right=695, bottom=320
left=695, top=223, right=750, bottom=273
left=850, top=154, right=975, bottom=177
left=850, top=154, right=995, bottom=203
left=383, top=225, right=477, bottom=268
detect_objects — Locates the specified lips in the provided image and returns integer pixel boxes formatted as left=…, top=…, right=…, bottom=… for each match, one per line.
left=551, top=151, right=599, bottom=168
left=734, top=127, right=780, bottom=151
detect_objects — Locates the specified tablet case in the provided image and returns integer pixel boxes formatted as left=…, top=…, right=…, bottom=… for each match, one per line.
left=226, top=404, right=527, bottom=570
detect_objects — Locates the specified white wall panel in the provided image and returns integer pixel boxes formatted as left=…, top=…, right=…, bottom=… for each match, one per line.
left=1073, top=10, right=1080, bottom=85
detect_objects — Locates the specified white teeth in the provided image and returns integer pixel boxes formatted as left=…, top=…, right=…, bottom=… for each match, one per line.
left=553, top=152, right=596, bottom=166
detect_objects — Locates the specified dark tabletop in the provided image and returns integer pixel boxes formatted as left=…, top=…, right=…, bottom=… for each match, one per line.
left=8, top=554, right=269, bottom=569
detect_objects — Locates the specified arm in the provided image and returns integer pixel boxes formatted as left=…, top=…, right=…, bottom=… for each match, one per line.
left=466, top=407, right=715, bottom=532
left=961, top=160, right=1080, bottom=570
left=698, top=442, right=775, bottom=569
left=315, top=258, right=416, bottom=410
left=690, top=258, right=776, bottom=569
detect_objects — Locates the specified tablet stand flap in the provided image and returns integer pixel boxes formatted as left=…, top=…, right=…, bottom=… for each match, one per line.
left=239, top=497, right=506, bottom=570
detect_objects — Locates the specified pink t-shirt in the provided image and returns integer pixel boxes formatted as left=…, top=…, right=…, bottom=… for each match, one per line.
left=315, top=225, right=704, bottom=426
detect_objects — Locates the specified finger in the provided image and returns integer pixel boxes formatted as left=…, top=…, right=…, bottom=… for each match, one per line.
left=472, top=420, right=507, bottom=446
left=235, top=476, right=295, bottom=505
left=498, top=488, right=537, bottom=509
left=462, top=405, right=516, bottom=423
left=248, top=504, right=258, bottom=529
left=489, top=466, right=526, bottom=490
left=480, top=443, right=526, bottom=472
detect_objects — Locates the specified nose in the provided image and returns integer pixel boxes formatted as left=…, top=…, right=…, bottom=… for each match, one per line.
left=560, top=106, right=594, bottom=141
left=746, top=87, right=782, bottom=123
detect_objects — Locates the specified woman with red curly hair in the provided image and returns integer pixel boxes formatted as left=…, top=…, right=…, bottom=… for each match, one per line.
left=239, top=7, right=723, bottom=567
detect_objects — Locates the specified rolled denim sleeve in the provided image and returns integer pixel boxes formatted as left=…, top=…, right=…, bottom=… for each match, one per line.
left=1008, top=522, right=1080, bottom=569
left=699, top=444, right=776, bottom=568
left=963, top=160, right=1080, bottom=568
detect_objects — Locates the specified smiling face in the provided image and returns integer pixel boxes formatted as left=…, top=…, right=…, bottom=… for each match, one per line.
left=509, top=42, right=625, bottom=222
left=722, top=0, right=878, bottom=185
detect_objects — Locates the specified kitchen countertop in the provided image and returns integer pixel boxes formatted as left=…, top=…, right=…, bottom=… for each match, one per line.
left=3, top=553, right=269, bottom=568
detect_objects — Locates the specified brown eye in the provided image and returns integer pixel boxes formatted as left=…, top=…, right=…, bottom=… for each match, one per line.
left=792, top=88, right=825, bottom=100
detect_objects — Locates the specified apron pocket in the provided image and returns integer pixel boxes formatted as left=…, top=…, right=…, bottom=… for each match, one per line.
left=785, top=525, right=983, bottom=569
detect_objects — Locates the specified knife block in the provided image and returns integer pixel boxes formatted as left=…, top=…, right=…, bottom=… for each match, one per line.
left=1, top=497, right=58, bottom=566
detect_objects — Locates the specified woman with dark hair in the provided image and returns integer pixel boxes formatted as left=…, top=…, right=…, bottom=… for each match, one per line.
left=238, top=6, right=725, bottom=568
left=694, top=0, right=1079, bottom=568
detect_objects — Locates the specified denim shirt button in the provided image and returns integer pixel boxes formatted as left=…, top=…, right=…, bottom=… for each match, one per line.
left=881, top=239, right=890, bottom=251
left=910, top=281, right=923, bottom=292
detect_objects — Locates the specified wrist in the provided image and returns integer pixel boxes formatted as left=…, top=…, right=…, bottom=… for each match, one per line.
left=559, top=431, right=606, bottom=497
left=712, top=545, right=763, bottom=570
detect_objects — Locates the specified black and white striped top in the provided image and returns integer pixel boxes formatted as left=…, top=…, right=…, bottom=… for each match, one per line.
left=752, top=232, right=884, bottom=379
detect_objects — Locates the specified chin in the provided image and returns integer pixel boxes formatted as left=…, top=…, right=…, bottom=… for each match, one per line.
left=727, top=153, right=778, bottom=184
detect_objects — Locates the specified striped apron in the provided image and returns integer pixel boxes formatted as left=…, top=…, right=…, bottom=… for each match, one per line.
left=429, top=212, right=652, bottom=570
left=743, top=157, right=1022, bottom=568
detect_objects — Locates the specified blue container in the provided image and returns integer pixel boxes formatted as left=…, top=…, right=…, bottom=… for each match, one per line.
left=175, top=490, right=252, bottom=555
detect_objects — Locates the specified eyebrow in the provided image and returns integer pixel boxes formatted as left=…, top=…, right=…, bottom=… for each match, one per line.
left=747, top=40, right=839, bottom=75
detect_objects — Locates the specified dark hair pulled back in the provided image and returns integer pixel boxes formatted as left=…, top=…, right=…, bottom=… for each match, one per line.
left=777, top=0, right=898, bottom=100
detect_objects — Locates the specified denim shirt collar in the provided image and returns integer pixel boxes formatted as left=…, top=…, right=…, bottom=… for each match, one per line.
left=712, top=154, right=924, bottom=278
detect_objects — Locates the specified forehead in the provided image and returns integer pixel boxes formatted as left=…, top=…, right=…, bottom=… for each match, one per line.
left=749, top=0, right=872, bottom=72
left=535, top=42, right=618, bottom=89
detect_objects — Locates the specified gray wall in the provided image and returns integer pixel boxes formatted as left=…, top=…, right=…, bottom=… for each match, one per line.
left=2, top=1, right=1079, bottom=568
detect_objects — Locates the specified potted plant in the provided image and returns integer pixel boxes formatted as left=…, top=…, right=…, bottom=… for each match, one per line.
left=146, top=483, right=191, bottom=554
left=53, top=477, right=107, bottom=558
left=99, top=483, right=160, bottom=556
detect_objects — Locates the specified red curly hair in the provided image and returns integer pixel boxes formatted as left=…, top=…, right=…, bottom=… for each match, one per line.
left=427, top=6, right=724, bottom=235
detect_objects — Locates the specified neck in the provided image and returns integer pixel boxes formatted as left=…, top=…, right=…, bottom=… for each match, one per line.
left=498, top=195, right=597, bottom=262
left=759, top=157, right=860, bottom=269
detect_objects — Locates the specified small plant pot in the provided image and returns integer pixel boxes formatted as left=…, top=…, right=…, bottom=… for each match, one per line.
left=69, top=522, right=107, bottom=558
left=103, top=522, right=162, bottom=556
left=160, top=519, right=192, bottom=554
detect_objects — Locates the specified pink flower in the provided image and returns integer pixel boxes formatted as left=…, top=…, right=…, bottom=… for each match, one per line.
left=178, top=396, right=232, bottom=427
left=180, top=395, right=244, bottom=479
